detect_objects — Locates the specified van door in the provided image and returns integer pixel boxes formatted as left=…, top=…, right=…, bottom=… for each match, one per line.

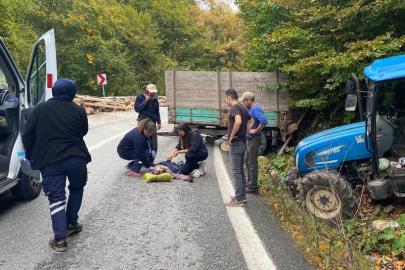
left=21, top=28, right=57, bottom=134
left=20, top=29, right=57, bottom=179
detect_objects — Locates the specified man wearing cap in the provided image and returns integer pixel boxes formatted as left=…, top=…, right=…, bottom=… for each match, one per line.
left=134, top=84, right=161, bottom=153
left=239, top=91, right=268, bottom=194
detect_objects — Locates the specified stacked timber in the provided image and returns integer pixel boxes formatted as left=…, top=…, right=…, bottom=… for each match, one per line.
left=74, top=95, right=168, bottom=115
left=158, top=96, right=168, bottom=107
left=73, top=95, right=135, bottom=115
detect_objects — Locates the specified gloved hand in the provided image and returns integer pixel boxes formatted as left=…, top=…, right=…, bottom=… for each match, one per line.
left=151, top=150, right=156, bottom=159
left=148, top=166, right=155, bottom=172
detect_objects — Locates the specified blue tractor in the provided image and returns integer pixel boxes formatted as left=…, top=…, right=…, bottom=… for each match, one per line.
left=285, top=54, right=405, bottom=221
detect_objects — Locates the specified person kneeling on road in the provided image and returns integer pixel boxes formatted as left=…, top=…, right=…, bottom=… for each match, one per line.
left=22, top=78, right=92, bottom=252
left=167, top=123, right=208, bottom=178
left=117, top=118, right=157, bottom=177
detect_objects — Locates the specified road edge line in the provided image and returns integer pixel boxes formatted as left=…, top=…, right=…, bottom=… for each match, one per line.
left=88, top=130, right=128, bottom=153
left=213, top=144, right=277, bottom=270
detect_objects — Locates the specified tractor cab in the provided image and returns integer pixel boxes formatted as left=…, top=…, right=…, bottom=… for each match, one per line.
left=346, top=55, right=405, bottom=197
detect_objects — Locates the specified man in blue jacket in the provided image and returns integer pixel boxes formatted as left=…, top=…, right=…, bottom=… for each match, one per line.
left=134, top=84, right=161, bottom=153
left=239, top=92, right=268, bottom=194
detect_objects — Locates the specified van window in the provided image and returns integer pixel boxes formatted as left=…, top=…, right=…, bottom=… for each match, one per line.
left=0, top=68, right=9, bottom=104
left=0, top=68, right=8, bottom=89
left=28, top=43, right=46, bottom=106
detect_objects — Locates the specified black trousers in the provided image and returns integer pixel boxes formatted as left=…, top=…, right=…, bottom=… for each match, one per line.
left=181, top=151, right=208, bottom=175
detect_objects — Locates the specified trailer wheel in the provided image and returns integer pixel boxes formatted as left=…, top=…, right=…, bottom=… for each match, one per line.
left=300, top=170, right=357, bottom=221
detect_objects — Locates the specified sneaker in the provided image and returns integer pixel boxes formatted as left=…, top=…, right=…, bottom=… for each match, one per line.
left=125, top=161, right=133, bottom=170
left=199, top=160, right=206, bottom=174
left=192, top=169, right=203, bottom=178
left=67, top=222, right=82, bottom=236
left=225, top=197, right=244, bottom=207
left=127, top=171, right=143, bottom=177
left=49, top=237, right=67, bottom=252
left=246, top=187, right=258, bottom=194
left=242, top=196, right=247, bottom=203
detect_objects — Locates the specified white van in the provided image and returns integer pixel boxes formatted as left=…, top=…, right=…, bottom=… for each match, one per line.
left=0, top=29, right=57, bottom=199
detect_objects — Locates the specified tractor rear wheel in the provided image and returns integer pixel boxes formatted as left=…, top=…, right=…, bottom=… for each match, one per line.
left=300, top=170, right=357, bottom=222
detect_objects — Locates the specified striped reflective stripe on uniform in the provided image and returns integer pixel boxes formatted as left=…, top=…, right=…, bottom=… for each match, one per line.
left=50, top=205, right=65, bottom=215
left=50, top=200, right=66, bottom=209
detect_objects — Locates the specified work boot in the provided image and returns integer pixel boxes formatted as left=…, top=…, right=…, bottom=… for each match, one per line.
left=246, top=186, right=258, bottom=194
left=242, top=196, right=247, bottom=203
left=67, top=222, right=82, bottom=236
left=225, top=197, right=244, bottom=207
left=49, top=237, right=67, bottom=252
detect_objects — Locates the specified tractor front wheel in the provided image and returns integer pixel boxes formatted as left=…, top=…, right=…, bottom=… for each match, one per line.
left=300, top=170, right=357, bottom=222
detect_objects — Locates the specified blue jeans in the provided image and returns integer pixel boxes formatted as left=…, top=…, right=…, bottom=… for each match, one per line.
left=40, top=157, right=88, bottom=239
left=229, top=140, right=247, bottom=201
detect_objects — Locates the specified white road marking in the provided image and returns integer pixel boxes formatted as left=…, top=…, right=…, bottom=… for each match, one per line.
left=214, top=145, right=277, bottom=270
left=88, top=130, right=128, bottom=152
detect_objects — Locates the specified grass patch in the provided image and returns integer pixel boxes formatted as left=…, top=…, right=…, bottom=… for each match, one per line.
left=257, top=148, right=398, bottom=270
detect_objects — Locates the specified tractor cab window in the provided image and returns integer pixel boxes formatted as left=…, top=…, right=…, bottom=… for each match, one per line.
left=375, top=80, right=405, bottom=159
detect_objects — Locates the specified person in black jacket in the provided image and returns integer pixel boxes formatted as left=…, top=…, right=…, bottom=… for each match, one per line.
left=22, top=78, right=91, bottom=252
left=167, top=123, right=208, bottom=177
left=134, top=84, right=161, bottom=153
left=117, top=118, right=157, bottom=177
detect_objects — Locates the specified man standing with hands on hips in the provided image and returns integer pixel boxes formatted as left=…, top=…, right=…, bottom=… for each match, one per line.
left=135, top=84, right=161, bottom=155
left=224, top=89, right=251, bottom=207
left=240, top=91, right=268, bottom=194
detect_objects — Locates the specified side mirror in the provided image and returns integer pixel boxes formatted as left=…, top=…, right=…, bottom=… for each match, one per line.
left=345, top=94, right=358, bottom=111
left=346, top=80, right=355, bottom=95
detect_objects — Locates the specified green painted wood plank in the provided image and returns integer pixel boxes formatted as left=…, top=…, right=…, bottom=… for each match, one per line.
left=175, top=109, right=191, bottom=114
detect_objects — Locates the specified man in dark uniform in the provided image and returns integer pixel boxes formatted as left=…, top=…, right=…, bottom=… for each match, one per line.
left=22, top=78, right=91, bottom=252
left=134, top=84, right=161, bottom=153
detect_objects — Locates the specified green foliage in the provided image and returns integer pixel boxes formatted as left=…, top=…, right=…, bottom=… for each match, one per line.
left=237, top=0, right=405, bottom=126
left=1, top=0, right=244, bottom=97
left=346, top=213, right=405, bottom=257
left=258, top=150, right=374, bottom=269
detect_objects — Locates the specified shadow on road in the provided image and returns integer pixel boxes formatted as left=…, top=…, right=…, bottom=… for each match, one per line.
left=0, top=191, right=29, bottom=217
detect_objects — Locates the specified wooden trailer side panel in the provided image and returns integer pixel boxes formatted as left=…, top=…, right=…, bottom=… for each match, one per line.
left=166, top=70, right=289, bottom=128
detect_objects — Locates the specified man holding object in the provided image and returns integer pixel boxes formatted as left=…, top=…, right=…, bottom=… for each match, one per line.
left=135, top=84, right=161, bottom=153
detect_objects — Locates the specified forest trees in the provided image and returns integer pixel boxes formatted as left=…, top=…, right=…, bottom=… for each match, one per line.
left=237, top=0, right=405, bottom=125
left=0, top=0, right=244, bottom=96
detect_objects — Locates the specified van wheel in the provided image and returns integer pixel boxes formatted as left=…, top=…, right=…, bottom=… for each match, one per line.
left=10, top=173, right=42, bottom=200
left=300, top=170, right=357, bottom=222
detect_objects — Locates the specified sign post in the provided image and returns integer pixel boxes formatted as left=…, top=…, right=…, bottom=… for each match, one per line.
left=97, top=74, right=107, bottom=97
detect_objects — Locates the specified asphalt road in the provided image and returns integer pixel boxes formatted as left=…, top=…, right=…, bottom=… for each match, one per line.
left=0, top=110, right=313, bottom=270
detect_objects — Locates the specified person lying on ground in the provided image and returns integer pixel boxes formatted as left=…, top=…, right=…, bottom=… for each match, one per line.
left=117, top=118, right=157, bottom=177
left=167, top=123, right=208, bottom=178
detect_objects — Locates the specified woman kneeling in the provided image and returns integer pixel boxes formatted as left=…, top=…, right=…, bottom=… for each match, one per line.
left=168, top=123, right=208, bottom=177
left=117, top=119, right=156, bottom=177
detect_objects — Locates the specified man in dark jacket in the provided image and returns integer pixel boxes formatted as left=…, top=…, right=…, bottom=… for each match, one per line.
left=134, top=84, right=161, bottom=153
left=22, top=78, right=91, bottom=252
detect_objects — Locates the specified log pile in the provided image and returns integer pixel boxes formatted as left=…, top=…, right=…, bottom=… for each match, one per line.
left=74, top=95, right=168, bottom=115
left=158, top=96, right=168, bottom=107
left=73, top=95, right=134, bottom=115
